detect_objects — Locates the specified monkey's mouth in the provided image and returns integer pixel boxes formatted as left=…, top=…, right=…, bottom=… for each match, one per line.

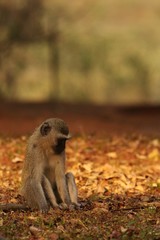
left=52, top=139, right=66, bottom=155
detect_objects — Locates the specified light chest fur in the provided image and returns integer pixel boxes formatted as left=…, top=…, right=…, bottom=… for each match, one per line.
left=44, top=153, right=65, bottom=185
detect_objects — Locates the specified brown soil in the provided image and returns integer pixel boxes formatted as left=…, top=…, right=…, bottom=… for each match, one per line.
left=0, top=102, right=160, bottom=137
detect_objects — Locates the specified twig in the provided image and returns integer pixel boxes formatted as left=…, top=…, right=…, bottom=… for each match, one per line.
left=111, top=203, right=160, bottom=212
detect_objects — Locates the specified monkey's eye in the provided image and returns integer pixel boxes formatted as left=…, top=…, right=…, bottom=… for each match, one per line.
left=53, top=138, right=66, bottom=154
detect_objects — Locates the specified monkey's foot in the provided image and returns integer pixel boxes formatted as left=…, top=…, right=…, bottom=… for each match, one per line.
left=70, top=202, right=81, bottom=210
left=59, top=203, right=69, bottom=210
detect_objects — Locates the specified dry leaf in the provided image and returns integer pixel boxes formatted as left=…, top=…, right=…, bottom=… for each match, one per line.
left=1, top=132, right=160, bottom=239
left=107, top=152, right=117, bottom=159
left=148, top=149, right=159, bottom=160
left=120, top=226, right=128, bottom=233
left=0, top=170, right=3, bottom=177
left=12, top=157, right=23, bottom=163
left=136, top=153, right=146, bottom=160
left=27, top=216, right=38, bottom=220
left=134, top=185, right=144, bottom=192
left=29, top=226, right=42, bottom=236
left=152, top=183, right=158, bottom=188
left=151, top=139, right=159, bottom=147
left=70, top=219, right=88, bottom=229
left=0, top=219, right=3, bottom=226
left=157, top=179, right=160, bottom=184
left=81, top=163, right=93, bottom=172
left=49, top=233, right=59, bottom=240
left=56, top=225, right=65, bottom=233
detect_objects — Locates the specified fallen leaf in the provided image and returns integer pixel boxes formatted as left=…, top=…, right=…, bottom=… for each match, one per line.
left=120, top=226, right=128, bottom=233
left=136, top=153, right=146, bottom=160
left=148, top=149, right=159, bottom=160
left=157, top=179, right=160, bottom=184
left=49, top=233, right=59, bottom=240
left=27, top=216, right=38, bottom=220
left=152, top=183, right=158, bottom=188
left=0, top=219, right=3, bottom=226
left=29, top=226, right=42, bottom=236
left=12, top=157, right=23, bottom=163
left=56, top=225, right=65, bottom=233
left=134, top=185, right=144, bottom=192
left=0, top=170, right=3, bottom=177
left=151, top=139, right=159, bottom=147
left=106, top=152, right=117, bottom=159
left=70, top=219, right=88, bottom=230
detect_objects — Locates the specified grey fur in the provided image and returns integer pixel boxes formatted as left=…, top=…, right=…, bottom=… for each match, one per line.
left=21, top=118, right=78, bottom=212
left=0, top=118, right=78, bottom=212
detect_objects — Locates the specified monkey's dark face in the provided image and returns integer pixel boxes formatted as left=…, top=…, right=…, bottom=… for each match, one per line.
left=52, top=138, right=66, bottom=155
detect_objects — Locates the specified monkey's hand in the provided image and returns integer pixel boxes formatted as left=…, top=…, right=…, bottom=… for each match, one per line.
left=73, top=202, right=81, bottom=209
left=68, top=202, right=81, bottom=210
left=59, top=202, right=81, bottom=210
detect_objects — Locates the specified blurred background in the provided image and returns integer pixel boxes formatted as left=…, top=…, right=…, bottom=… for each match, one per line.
left=0, top=0, right=160, bottom=105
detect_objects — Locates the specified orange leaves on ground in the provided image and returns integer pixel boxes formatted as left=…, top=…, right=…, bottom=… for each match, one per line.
left=0, top=137, right=26, bottom=202
left=0, top=135, right=160, bottom=201
left=67, top=135, right=160, bottom=198
left=0, top=134, right=160, bottom=240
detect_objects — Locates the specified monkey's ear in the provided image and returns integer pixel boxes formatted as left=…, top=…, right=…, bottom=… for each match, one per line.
left=40, top=122, right=51, bottom=136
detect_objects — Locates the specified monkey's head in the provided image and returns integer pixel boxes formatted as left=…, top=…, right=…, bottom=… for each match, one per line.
left=39, top=118, right=71, bottom=154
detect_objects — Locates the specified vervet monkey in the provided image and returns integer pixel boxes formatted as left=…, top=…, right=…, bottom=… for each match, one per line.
left=0, top=118, right=79, bottom=212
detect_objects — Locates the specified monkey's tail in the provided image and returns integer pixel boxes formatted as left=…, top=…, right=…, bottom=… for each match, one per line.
left=0, top=203, right=29, bottom=212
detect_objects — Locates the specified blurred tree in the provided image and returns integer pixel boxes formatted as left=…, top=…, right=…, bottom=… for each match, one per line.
left=0, top=0, right=158, bottom=104
left=127, top=54, right=150, bottom=102
left=0, top=0, right=43, bottom=99
left=47, top=19, right=60, bottom=101
left=0, top=0, right=61, bottom=101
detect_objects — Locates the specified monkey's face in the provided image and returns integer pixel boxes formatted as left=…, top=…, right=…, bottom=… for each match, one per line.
left=40, top=118, right=71, bottom=155
left=53, top=137, right=66, bottom=154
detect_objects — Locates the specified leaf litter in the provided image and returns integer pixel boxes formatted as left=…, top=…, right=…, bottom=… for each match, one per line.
left=0, top=134, right=160, bottom=239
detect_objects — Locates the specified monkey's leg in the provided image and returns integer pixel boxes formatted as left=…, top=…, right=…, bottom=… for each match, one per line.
left=23, top=179, right=49, bottom=213
left=66, top=172, right=79, bottom=206
left=42, top=175, right=59, bottom=208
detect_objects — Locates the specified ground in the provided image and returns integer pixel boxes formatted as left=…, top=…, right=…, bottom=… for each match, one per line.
left=0, top=102, right=160, bottom=240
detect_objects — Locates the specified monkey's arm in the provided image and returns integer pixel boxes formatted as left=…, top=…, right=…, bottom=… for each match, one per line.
left=66, top=172, right=79, bottom=206
left=0, top=203, right=29, bottom=212
left=55, top=162, right=70, bottom=205
left=42, top=175, right=59, bottom=208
